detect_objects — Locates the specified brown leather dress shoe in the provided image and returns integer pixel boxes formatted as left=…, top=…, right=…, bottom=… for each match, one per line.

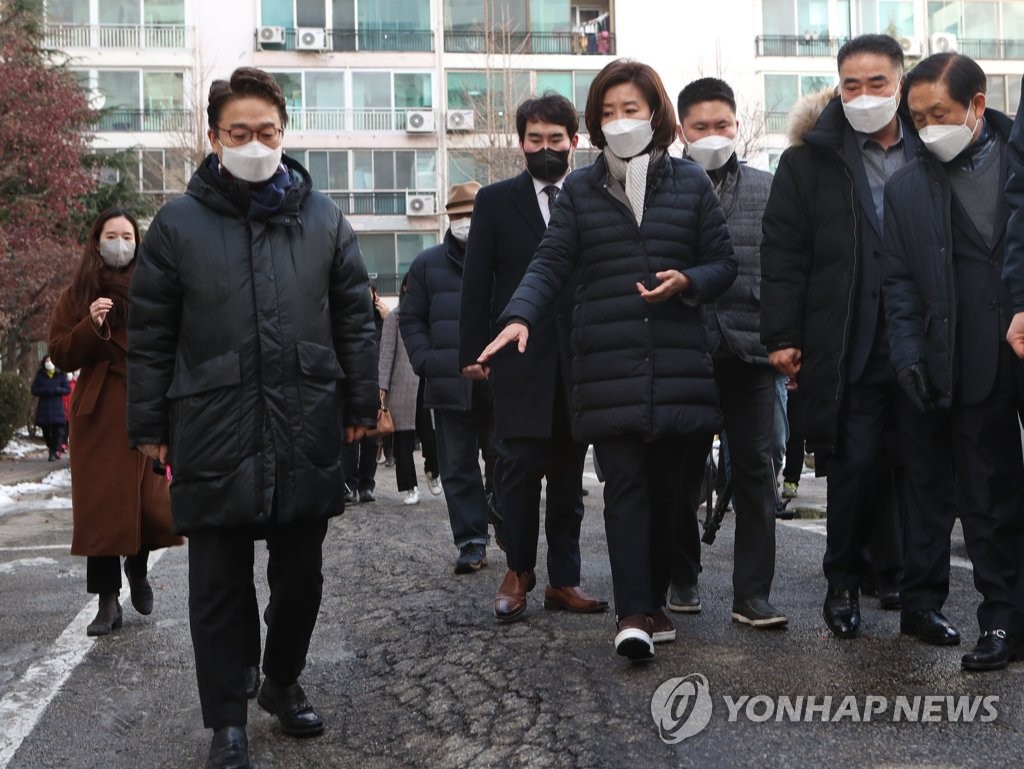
left=543, top=585, right=609, bottom=613
left=494, top=570, right=536, bottom=621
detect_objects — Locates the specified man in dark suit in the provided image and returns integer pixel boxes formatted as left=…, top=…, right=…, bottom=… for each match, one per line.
left=459, top=93, right=607, bottom=622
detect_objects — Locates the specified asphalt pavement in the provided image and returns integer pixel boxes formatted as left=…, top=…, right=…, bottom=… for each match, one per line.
left=1, top=439, right=1022, bottom=769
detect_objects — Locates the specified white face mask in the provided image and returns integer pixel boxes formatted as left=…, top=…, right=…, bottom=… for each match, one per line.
left=219, top=141, right=284, bottom=183
left=842, top=92, right=900, bottom=134
left=449, top=218, right=471, bottom=243
left=44, top=361, right=55, bottom=373
left=686, top=134, right=737, bottom=171
left=98, top=238, right=136, bottom=269
left=602, top=118, right=654, bottom=159
left=918, top=105, right=978, bottom=163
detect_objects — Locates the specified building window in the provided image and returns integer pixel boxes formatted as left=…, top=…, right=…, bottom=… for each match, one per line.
left=764, top=73, right=836, bottom=132
left=447, top=70, right=531, bottom=127
left=96, top=147, right=189, bottom=198
left=860, top=1, right=915, bottom=35
left=986, top=74, right=1022, bottom=115
left=928, top=2, right=1024, bottom=58
left=761, top=0, right=850, bottom=37
left=444, top=0, right=613, bottom=55
left=45, top=0, right=186, bottom=47
left=271, top=70, right=432, bottom=131
left=259, top=0, right=432, bottom=51
left=358, top=232, right=438, bottom=278
left=80, top=69, right=187, bottom=131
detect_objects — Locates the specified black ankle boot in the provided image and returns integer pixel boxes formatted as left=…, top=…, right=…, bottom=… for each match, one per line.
left=124, top=555, right=153, bottom=615
left=86, top=592, right=123, bottom=636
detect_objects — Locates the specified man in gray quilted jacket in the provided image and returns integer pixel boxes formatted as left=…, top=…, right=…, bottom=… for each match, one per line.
left=668, top=77, right=787, bottom=629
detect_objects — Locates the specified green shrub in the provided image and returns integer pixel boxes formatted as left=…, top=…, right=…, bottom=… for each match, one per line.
left=0, top=372, right=31, bottom=453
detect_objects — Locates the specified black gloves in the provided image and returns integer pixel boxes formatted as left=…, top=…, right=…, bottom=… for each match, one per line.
left=897, top=363, right=935, bottom=413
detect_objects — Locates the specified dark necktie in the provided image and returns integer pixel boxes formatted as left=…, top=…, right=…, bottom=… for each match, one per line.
left=543, top=184, right=559, bottom=206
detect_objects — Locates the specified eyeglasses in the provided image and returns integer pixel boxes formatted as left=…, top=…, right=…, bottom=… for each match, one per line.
left=215, top=125, right=284, bottom=146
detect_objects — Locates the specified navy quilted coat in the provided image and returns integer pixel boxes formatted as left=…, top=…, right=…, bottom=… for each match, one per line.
left=499, top=154, right=737, bottom=442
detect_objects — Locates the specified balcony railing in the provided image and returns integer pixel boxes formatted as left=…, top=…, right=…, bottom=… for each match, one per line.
left=325, top=191, right=435, bottom=216
left=756, top=35, right=849, bottom=57
left=955, top=38, right=1024, bottom=60
left=256, top=28, right=433, bottom=52
left=368, top=273, right=403, bottom=296
left=444, top=30, right=615, bottom=55
left=765, top=111, right=790, bottom=134
left=44, top=24, right=189, bottom=49
left=289, top=108, right=426, bottom=132
left=93, top=109, right=191, bottom=133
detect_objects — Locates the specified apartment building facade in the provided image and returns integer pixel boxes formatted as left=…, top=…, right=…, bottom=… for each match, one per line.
left=43, top=0, right=1024, bottom=291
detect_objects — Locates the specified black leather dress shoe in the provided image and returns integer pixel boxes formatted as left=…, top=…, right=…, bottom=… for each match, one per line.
left=206, top=726, right=250, bottom=769
left=900, top=609, right=960, bottom=645
left=962, top=629, right=1018, bottom=671
left=257, top=679, right=324, bottom=737
left=823, top=587, right=860, bottom=638
left=243, top=666, right=260, bottom=700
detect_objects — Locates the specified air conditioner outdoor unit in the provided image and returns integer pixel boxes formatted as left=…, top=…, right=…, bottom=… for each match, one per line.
left=406, top=109, right=435, bottom=133
left=258, top=25, right=286, bottom=45
left=406, top=193, right=436, bottom=216
left=446, top=109, right=475, bottom=132
left=296, top=27, right=326, bottom=51
left=898, top=36, right=924, bottom=57
left=930, top=32, right=958, bottom=54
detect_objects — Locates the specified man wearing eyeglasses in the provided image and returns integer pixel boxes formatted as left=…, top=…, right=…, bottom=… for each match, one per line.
left=128, top=67, right=378, bottom=769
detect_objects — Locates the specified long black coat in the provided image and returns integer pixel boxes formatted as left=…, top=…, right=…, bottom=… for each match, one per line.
left=883, top=109, right=1014, bottom=408
left=499, top=154, right=736, bottom=442
left=31, top=366, right=71, bottom=425
left=459, top=171, right=575, bottom=438
left=399, top=232, right=474, bottom=411
left=761, top=92, right=917, bottom=452
left=127, top=155, right=378, bottom=534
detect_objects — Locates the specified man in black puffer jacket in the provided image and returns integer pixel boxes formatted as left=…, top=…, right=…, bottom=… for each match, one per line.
left=400, top=182, right=497, bottom=576
left=127, top=68, right=378, bottom=769
left=671, top=77, right=786, bottom=629
left=761, top=35, right=919, bottom=640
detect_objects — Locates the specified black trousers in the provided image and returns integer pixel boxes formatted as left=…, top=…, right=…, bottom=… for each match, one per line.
left=415, top=379, right=438, bottom=478
left=708, top=359, right=779, bottom=599
left=40, top=424, right=65, bottom=455
left=898, top=353, right=1024, bottom=629
left=496, top=387, right=587, bottom=587
left=187, top=519, right=328, bottom=730
left=86, top=550, right=149, bottom=594
left=342, top=435, right=377, bottom=493
left=822, top=353, right=906, bottom=591
left=596, top=434, right=710, bottom=618
left=392, top=429, right=418, bottom=491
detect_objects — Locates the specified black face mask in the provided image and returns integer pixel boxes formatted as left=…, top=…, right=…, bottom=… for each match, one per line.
left=524, top=147, right=570, bottom=183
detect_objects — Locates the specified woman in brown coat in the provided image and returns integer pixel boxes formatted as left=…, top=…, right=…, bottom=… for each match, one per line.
left=48, top=208, right=183, bottom=636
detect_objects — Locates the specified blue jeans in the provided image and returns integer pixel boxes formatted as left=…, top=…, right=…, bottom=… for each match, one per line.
left=434, top=408, right=490, bottom=549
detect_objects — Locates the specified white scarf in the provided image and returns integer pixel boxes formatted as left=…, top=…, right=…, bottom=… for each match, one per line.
left=603, top=147, right=652, bottom=227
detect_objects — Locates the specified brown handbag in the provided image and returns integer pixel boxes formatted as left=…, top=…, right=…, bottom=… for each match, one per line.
left=367, top=398, right=395, bottom=437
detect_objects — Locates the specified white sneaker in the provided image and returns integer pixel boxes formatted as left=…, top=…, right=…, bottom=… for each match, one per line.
left=403, top=487, right=420, bottom=505
left=428, top=476, right=442, bottom=495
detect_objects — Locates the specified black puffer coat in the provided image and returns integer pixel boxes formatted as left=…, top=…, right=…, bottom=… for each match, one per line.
left=127, top=155, right=379, bottom=534
left=761, top=91, right=916, bottom=452
left=399, top=231, right=474, bottom=411
left=499, top=153, right=736, bottom=442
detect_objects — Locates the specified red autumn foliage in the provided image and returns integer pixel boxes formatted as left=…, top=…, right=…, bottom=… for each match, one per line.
left=0, top=1, right=96, bottom=369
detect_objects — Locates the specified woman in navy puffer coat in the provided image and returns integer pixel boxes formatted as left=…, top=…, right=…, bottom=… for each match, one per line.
left=480, top=60, right=736, bottom=662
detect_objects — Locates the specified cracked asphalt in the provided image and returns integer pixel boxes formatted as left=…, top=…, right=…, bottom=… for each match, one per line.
left=1, top=447, right=1023, bottom=769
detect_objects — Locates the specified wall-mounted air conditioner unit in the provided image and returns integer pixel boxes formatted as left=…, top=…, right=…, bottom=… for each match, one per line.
left=406, top=109, right=435, bottom=133
left=406, top=193, right=436, bottom=216
left=899, top=36, right=924, bottom=57
left=296, top=27, right=326, bottom=51
left=258, top=26, right=286, bottom=45
left=930, top=32, right=958, bottom=54
left=446, top=110, right=475, bottom=132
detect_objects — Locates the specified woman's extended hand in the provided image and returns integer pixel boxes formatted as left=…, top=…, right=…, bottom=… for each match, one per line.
left=89, top=297, right=114, bottom=327
left=637, top=270, right=690, bottom=303
left=478, top=322, right=529, bottom=363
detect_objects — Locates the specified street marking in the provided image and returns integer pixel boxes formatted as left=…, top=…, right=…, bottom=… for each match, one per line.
left=779, top=520, right=974, bottom=572
left=0, top=545, right=71, bottom=552
left=0, top=549, right=165, bottom=768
